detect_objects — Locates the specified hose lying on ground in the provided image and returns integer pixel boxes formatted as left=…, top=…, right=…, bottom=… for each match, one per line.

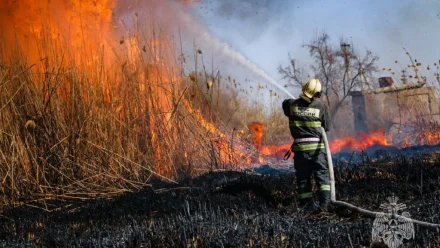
left=320, top=127, right=440, bottom=231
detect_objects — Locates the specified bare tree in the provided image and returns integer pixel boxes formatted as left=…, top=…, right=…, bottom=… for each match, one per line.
left=278, top=55, right=310, bottom=89
left=278, top=32, right=379, bottom=120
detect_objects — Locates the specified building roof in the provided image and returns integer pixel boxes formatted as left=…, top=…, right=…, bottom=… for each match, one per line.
left=350, top=82, right=426, bottom=96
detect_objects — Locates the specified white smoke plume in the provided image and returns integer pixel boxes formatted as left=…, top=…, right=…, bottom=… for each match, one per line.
left=174, top=6, right=295, bottom=98
left=114, top=0, right=295, bottom=98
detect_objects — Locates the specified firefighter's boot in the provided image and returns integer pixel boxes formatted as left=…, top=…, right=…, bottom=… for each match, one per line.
left=318, top=190, right=331, bottom=210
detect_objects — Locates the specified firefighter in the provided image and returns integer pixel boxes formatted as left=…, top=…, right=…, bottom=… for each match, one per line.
left=282, top=79, right=331, bottom=211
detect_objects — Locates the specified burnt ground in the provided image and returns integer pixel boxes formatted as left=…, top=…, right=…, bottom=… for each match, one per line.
left=1, top=152, right=440, bottom=247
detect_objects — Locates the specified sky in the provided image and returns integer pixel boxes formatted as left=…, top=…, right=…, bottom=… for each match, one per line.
left=189, top=0, right=440, bottom=97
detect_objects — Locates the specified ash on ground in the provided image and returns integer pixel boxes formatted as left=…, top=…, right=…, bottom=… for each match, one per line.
left=1, top=155, right=440, bottom=247
left=245, top=162, right=295, bottom=175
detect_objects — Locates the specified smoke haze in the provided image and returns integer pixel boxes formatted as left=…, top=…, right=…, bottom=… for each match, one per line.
left=196, top=0, right=440, bottom=95
left=1, top=0, right=438, bottom=98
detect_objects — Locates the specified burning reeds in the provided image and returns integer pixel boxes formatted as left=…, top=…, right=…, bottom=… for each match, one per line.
left=1, top=0, right=292, bottom=211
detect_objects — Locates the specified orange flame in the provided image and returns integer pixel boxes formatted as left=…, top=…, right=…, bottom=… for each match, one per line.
left=258, top=144, right=292, bottom=158
left=248, top=122, right=291, bottom=162
left=251, top=125, right=440, bottom=162
left=329, top=129, right=391, bottom=153
left=0, top=0, right=221, bottom=176
left=400, top=123, right=440, bottom=148
left=0, top=0, right=116, bottom=65
left=248, top=126, right=394, bottom=160
left=248, top=122, right=265, bottom=148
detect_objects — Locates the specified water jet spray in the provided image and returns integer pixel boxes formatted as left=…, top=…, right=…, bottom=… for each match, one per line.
left=178, top=11, right=296, bottom=99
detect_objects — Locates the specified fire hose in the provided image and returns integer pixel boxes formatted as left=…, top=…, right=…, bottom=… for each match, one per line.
left=320, top=127, right=440, bottom=231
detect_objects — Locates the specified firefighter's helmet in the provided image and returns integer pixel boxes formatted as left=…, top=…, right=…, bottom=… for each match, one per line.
left=302, top=79, right=322, bottom=98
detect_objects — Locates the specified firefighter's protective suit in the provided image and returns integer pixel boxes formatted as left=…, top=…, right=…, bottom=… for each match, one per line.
left=282, top=79, right=331, bottom=209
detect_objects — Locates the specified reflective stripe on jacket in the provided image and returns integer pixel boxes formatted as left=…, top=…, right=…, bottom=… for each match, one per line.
left=282, top=97, right=331, bottom=152
left=292, top=142, right=325, bottom=151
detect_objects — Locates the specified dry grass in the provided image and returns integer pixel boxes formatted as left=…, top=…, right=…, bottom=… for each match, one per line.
left=0, top=22, right=288, bottom=211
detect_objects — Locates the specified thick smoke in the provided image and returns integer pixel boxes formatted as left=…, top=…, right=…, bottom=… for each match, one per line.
left=110, top=0, right=295, bottom=98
